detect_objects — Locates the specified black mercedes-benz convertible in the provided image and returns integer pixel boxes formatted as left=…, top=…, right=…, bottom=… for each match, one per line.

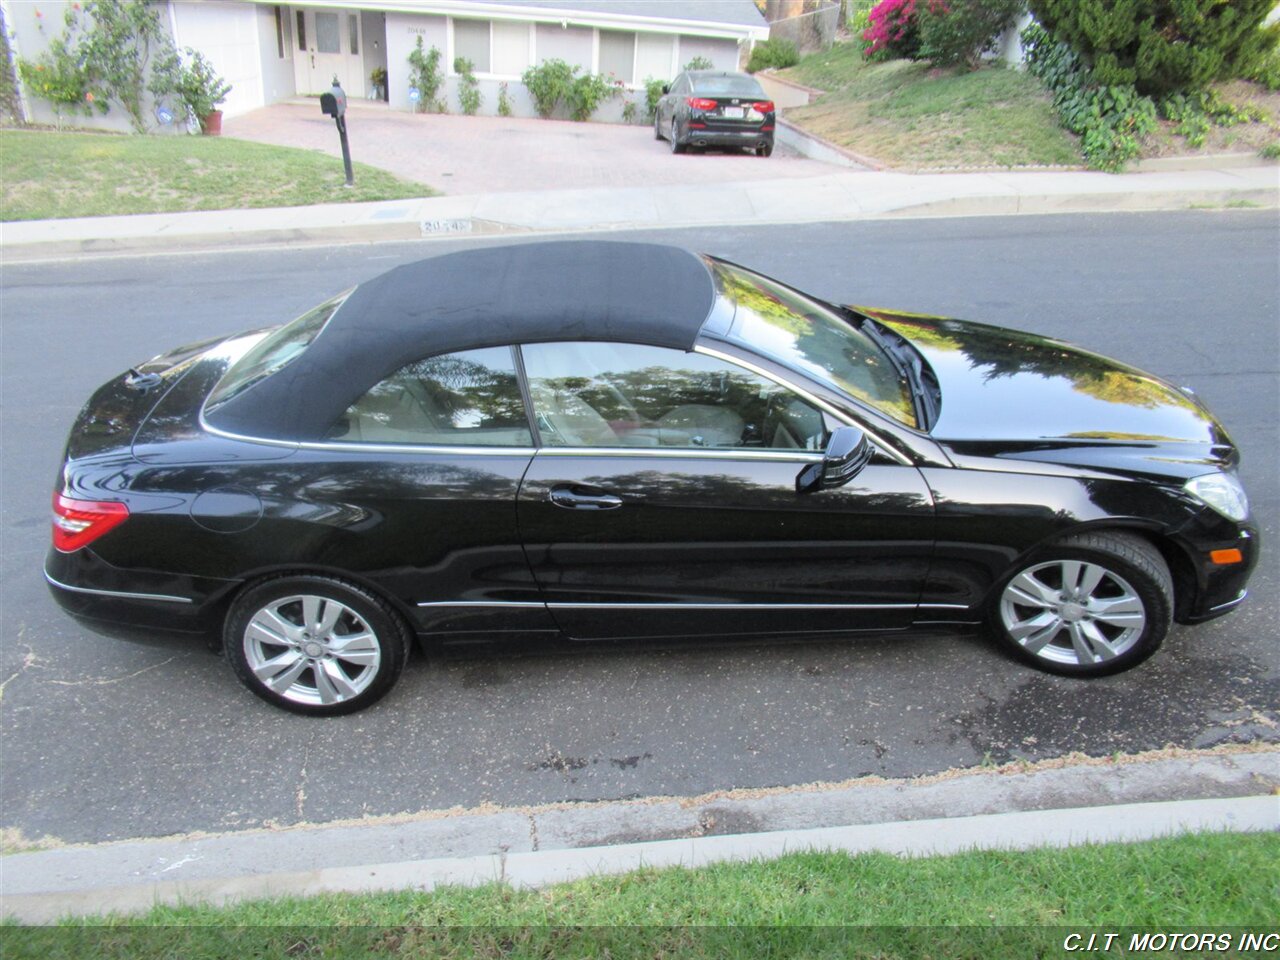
left=47, top=241, right=1257, bottom=714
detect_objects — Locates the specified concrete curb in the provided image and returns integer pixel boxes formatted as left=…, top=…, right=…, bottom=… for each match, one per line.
left=2, top=166, right=1276, bottom=260
left=3, top=795, right=1274, bottom=923
left=3, top=749, right=1276, bottom=923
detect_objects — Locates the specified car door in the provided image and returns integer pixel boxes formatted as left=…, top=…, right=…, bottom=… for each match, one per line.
left=300, top=345, right=557, bottom=638
left=515, top=341, right=937, bottom=641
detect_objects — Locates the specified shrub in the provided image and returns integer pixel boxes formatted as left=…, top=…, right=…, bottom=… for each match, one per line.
left=918, top=0, right=1026, bottom=70
left=453, top=57, right=481, bottom=115
left=644, top=76, right=666, bottom=120
left=497, top=82, right=513, bottom=117
left=407, top=38, right=443, bottom=112
left=149, top=47, right=231, bottom=129
left=745, top=39, right=799, bottom=73
left=567, top=71, right=618, bottom=121
left=684, top=56, right=714, bottom=70
left=1028, top=0, right=1279, bottom=97
left=863, top=0, right=926, bottom=60
left=522, top=58, right=576, bottom=118
left=1022, top=22, right=1157, bottom=171
left=76, top=0, right=171, bottom=133
left=848, top=4, right=877, bottom=60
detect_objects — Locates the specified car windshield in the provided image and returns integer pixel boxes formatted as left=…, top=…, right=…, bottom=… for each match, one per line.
left=205, top=290, right=350, bottom=412
left=713, top=261, right=918, bottom=428
left=692, top=75, right=764, bottom=97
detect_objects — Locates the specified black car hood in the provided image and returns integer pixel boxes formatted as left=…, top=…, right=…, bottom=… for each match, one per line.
left=853, top=308, right=1237, bottom=475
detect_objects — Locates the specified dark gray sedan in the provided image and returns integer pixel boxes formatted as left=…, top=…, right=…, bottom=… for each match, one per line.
left=655, top=70, right=776, bottom=156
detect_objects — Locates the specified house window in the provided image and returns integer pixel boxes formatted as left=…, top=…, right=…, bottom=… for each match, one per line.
left=636, top=32, right=674, bottom=82
left=315, top=12, right=341, bottom=55
left=296, top=10, right=306, bottom=52
left=349, top=14, right=359, bottom=55
left=453, top=19, right=490, bottom=73
left=492, top=21, right=529, bottom=75
left=598, top=30, right=635, bottom=84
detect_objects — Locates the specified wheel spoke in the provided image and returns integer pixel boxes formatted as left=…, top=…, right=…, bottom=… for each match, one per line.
left=1090, top=595, right=1145, bottom=629
left=302, top=595, right=324, bottom=632
left=1068, top=622, right=1100, bottom=664
left=255, top=651, right=307, bottom=692
left=315, top=599, right=344, bottom=636
left=249, top=609, right=301, bottom=645
left=315, top=660, right=358, bottom=704
left=1080, top=620, right=1120, bottom=660
left=1011, top=612, right=1063, bottom=653
left=1076, top=563, right=1106, bottom=599
left=329, top=631, right=379, bottom=666
left=1007, top=572, right=1058, bottom=609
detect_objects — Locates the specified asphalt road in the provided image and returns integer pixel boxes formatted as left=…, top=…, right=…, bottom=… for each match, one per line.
left=2, top=211, right=1277, bottom=845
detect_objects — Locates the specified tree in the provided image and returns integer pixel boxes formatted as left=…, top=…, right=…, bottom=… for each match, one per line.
left=918, top=0, right=1026, bottom=70
left=1028, top=0, right=1280, bottom=96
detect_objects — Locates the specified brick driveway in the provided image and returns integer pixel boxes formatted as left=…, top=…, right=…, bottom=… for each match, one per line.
left=224, top=101, right=844, bottom=197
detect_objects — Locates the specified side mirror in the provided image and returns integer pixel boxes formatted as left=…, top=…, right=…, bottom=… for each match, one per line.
left=796, top=426, right=873, bottom=494
left=662, top=84, right=670, bottom=95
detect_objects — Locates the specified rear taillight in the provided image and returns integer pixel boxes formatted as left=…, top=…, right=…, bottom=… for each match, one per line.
left=52, top=492, right=129, bottom=552
left=686, top=97, right=718, bottom=111
left=753, top=101, right=775, bottom=114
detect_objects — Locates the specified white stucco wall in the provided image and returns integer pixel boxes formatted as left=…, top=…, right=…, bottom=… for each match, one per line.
left=257, top=3, right=296, bottom=105
left=676, top=35, right=738, bottom=71
left=384, top=11, right=447, bottom=112
left=170, top=1, right=264, bottom=117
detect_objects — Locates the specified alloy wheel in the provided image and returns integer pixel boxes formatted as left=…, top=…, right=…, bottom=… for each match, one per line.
left=998, top=559, right=1147, bottom=666
left=242, top=593, right=382, bottom=706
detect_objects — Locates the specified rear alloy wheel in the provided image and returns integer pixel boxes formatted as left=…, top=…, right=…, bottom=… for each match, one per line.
left=654, top=111, right=664, bottom=140
left=758, top=141, right=774, bottom=157
left=670, top=118, right=686, bottom=154
left=225, top=576, right=409, bottom=715
left=990, top=532, right=1172, bottom=677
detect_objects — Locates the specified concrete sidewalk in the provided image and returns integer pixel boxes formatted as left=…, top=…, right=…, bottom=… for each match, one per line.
left=2, top=164, right=1276, bottom=259
left=3, top=748, right=1276, bottom=923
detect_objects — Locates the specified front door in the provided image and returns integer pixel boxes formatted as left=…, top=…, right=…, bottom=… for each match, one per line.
left=295, top=8, right=363, bottom=97
left=515, top=342, right=937, bottom=640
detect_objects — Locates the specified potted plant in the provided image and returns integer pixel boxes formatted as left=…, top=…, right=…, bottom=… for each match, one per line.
left=151, top=47, right=232, bottom=135
left=370, top=66, right=387, bottom=101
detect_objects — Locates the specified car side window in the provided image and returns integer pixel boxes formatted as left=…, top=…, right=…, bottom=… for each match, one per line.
left=521, top=342, right=828, bottom=451
left=670, top=74, right=687, bottom=96
left=327, top=346, right=532, bottom=446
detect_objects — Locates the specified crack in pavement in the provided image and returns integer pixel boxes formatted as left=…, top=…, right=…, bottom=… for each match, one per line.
left=46, top=657, right=176, bottom=688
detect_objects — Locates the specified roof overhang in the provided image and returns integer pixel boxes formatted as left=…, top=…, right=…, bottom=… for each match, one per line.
left=255, top=0, right=770, bottom=42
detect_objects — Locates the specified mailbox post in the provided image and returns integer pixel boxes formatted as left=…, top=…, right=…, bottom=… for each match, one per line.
left=320, top=78, right=354, bottom=187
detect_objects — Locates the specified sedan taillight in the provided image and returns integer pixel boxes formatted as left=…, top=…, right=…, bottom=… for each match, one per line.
left=52, top=492, right=129, bottom=552
left=753, top=101, right=775, bottom=114
left=686, top=97, right=718, bottom=111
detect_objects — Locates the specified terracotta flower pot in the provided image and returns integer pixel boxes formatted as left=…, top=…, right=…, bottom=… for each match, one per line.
left=199, top=109, right=223, bottom=136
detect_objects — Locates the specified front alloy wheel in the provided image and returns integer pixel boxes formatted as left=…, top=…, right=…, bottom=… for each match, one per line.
left=991, top=532, right=1172, bottom=676
left=225, top=576, right=408, bottom=714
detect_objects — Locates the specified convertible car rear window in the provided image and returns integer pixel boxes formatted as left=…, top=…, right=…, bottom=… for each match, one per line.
left=326, top=346, right=532, bottom=447
left=205, top=291, right=349, bottom=413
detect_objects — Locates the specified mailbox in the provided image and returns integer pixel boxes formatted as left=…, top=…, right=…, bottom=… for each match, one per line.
left=320, top=79, right=346, bottom=118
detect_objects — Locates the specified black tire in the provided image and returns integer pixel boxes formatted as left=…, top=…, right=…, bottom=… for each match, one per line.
left=669, top=118, right=686, bottom=154
left=224, top=575, right=410, bottom=715
left=654, top=111, right=664, bottom=140
left=988, top=531, right=1172, bottom=677
left=758, top=141, right=774, bottom=157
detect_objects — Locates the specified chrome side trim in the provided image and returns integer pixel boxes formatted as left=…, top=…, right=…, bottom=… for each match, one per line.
left=415, top=600, right=971, bottom=611
left=1209, top=589, right=1248, bottom=613
left=44, top=571, right=194, bottom=605
left=417, top=600, right=546, bottom=608
left=537, top=447, right=822, bottom=463
left=200, top=414, right=538, bottom=457
left=693, top=345, right=914, bottom=466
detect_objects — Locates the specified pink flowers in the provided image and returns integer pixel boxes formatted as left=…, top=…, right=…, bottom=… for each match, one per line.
left=863, top=0, right=947, bottom=57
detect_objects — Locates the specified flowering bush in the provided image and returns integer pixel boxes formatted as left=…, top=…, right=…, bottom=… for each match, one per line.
left=918, top=0, right=1026, bottom=69
left=863, top=0, right=925, bottom=60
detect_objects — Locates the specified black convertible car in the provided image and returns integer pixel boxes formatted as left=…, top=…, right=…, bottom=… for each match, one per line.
left=48, top=241, right=1257, bottom=714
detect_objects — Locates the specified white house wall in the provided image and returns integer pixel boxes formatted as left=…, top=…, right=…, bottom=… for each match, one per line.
left=258, top=3, right=298, bottom=104
left=384, top=12, right=447, bottom=112
left=676, top=35, right=738, bottom=72
left=170, top=1, right=265, bottom=117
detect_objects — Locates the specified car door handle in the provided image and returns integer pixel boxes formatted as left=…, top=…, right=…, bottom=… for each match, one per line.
left=549, top=486, right=623, bottom=510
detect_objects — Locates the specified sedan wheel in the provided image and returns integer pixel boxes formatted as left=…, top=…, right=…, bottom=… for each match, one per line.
left=225, top=576, right=409, bottom=715
left=670, top=118, right=686, bottom=154
left=654, top=111, right=664, bottom=140
left=991, top=532, right=1172, bottom=676
left=758, top=141, right=774, bottom=158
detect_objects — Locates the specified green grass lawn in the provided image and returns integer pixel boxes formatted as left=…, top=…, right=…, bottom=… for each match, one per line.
left=4, top=832, right=1276, bottom=958
left=778, top=43, right=1082, bottom=170
left=0, top=129, right=433, bottom=221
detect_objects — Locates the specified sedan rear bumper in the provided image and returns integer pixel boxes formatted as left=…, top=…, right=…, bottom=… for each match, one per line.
left=683, top=128, right=773, bottom=149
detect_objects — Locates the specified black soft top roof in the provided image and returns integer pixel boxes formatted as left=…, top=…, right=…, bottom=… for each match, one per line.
left=205, top=241, right=717, bottom=442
